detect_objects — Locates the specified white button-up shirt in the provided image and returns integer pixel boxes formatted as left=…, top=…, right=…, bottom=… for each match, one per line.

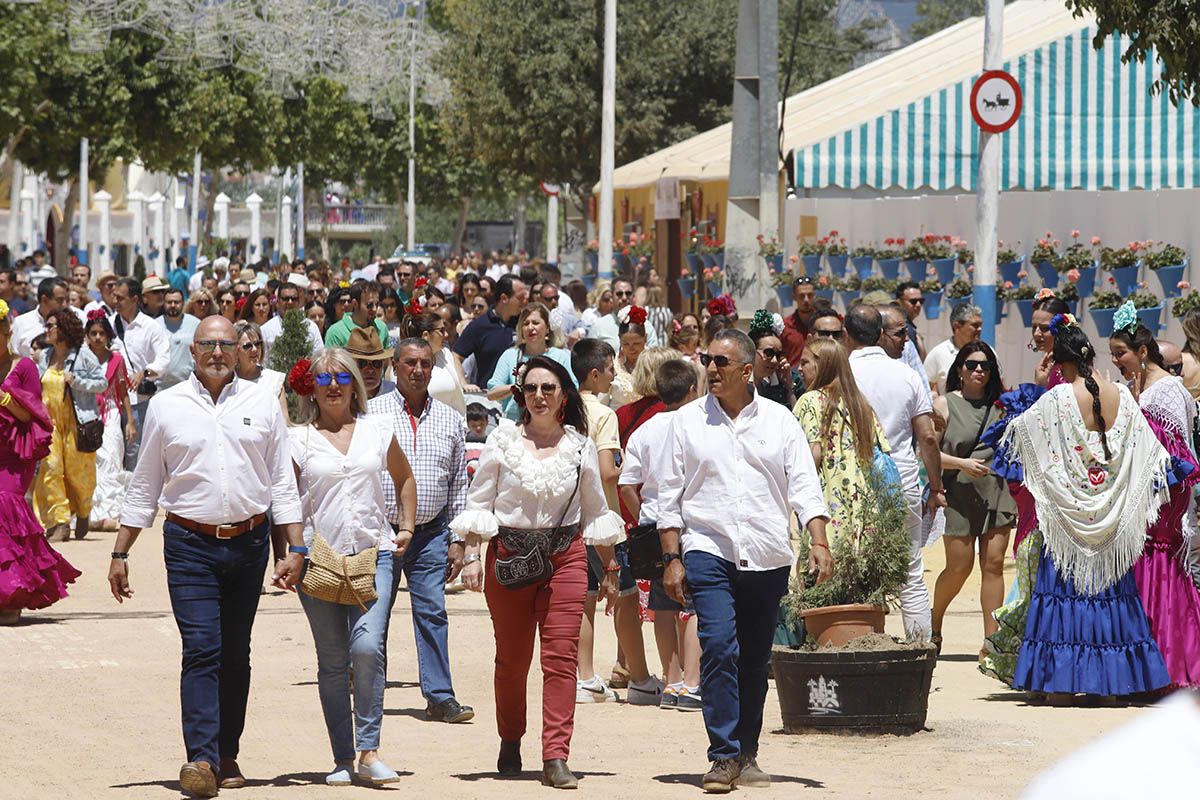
left=113, top=310, right=170, bottom=402
left=657, top=392, right=830, bottom=571
left=618, top=409, right=676, bottom=525
left=11, top=304, right=88, bottom=358
left=120, top=374, right=303, bottom=528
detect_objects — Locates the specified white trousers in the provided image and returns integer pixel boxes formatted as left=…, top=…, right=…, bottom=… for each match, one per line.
left=900, top=486, right=932, bottom=641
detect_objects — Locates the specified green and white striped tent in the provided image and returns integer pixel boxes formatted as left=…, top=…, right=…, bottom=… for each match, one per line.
left=791, top=19, right=1200, bottom=193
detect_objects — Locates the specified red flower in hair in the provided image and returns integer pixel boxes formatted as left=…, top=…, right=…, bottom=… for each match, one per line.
left=706, top=294, right=737, bottom=318
left=406, top=297, right=424, bottom=316
left=414, top=276, right=428, bottom=289
left=86, top=308, right=107, bottom=322
left=628, top=305, right=647, bottom=325
left=235, top=296, right=248, bottom=314
left=288, top=358, right=315, bottom=396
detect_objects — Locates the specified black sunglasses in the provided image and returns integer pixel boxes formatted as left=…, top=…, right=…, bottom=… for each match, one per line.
left=814, top=329, right=843, bottom=339
left=758, top=347, right=782, bottom=360
left=963, top=360, right=992, bottom=372
left=521, top=382, right=560, bottom=396
left=700, top=353, right=744, bottom=369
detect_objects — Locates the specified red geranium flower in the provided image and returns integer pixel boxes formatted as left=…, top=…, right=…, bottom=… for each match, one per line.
left=628, top=305, right=647, bottom=325
left=288, top=358, right=315, bottom=396
left=414, top=276, right=428, bottom=289
left=235, top=296, right=248, bottom=314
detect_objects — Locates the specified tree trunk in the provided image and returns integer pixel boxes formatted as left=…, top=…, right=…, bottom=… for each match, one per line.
left=452, top=194, right=471, bottom=256
left=54, top=177, right=80, bottom=272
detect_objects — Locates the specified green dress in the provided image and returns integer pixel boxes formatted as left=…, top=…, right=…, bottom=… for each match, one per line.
left=793, top=390, right=889, bottom=542
left=941, top=393, right=1017, bottom=536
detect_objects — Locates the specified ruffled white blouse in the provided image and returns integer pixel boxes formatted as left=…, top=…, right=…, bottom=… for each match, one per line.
left=449, top=420, right=625, bottom=546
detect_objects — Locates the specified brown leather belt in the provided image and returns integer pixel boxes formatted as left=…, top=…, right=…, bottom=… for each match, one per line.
left=165, top=512, right=268, bottom=539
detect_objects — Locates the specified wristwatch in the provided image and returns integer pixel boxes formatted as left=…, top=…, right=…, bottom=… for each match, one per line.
left=463, top=554, right=481, bottom=565
left=662, top=552, right=682, bottom=566
left=288, top=545, right=310, bottom=555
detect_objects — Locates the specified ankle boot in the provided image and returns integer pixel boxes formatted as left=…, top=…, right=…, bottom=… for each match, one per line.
left=541, top=759, right=578, bottom=789
left=497, top=740, right=522, bottom=776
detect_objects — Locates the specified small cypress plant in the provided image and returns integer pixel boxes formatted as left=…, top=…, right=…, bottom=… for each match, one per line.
left=268, top=308, right=314, bottom=421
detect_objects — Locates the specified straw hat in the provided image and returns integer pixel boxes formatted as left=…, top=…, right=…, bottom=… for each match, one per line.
left=141, top=275, right=170, bottom=293
left=344, top=326, right=393, bottom=361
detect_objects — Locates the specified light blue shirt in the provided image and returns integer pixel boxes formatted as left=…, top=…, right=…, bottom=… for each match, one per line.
left=157, top=313, right=201, bottom=389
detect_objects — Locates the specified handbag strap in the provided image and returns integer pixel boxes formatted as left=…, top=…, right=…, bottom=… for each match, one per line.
left=556, top=462, right=583, bottom=529
left=342, top=557, right=369, bottom=612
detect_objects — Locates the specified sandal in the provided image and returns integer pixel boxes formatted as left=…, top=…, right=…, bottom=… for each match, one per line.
left=930, top=632, right=943, bottom=657
left=610, top=664, right=631, bottom=689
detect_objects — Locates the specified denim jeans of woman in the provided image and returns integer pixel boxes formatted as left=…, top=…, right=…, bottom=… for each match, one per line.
left=298, top=549, right=395, bottom=763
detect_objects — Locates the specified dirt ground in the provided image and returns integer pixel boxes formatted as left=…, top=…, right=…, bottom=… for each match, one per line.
left=1, top=523, right=1151, bottom=800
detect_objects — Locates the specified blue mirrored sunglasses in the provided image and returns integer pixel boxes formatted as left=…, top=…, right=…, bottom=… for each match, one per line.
left=314, top=372, right=353, bottom=387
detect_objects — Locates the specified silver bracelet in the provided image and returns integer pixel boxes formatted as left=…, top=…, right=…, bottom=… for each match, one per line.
left=463, top=554, right=481, bottom=565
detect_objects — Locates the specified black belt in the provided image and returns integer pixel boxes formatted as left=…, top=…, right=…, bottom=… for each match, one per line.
left=495, top=524, right=578, bottom=557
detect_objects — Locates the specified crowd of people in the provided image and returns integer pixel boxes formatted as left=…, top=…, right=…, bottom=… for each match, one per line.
left=2, top=245, right=1200, bottom=795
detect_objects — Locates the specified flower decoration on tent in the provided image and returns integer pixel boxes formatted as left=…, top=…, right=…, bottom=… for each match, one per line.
left=288, top=358, right=315, bottom=396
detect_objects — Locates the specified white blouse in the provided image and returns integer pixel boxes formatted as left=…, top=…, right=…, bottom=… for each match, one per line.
left=430, top=349, right=467, bottom=417
left=289, top=416, right=397, bottom=555
left=449, top=420, right=625, bottom=545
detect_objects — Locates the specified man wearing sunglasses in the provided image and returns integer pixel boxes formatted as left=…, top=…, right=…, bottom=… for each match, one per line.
left=585, top=277, right=635, bottom=350
left=1158, top=339, right=1185, bottom=377
left=658, top=329, right=831, bottom=792
left=0, top=267, right=32, bottom=316
left=780, top=277, right=818, bottom=366
left=109, top=315, right=306, bottom=798
left=324, top=280, right=391, bottom=350
left=810, top=309, right=844, bottom=341
left=260, top=279, right=325, bottom=363
left=895, top=281, right=927, bottom=361
left=453, top=273, right=527, bottom=389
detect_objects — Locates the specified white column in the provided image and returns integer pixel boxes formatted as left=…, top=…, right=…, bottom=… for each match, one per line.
left=246, top=192, right=263, bottom=261
left=280, top=194, right=293, bottom=260
left=94, top=189, right=112, bottom=272
left=19, top=187, right=34, bottom=257
left=214, top=192, right=230, bottom=241
left=148, top=192, right=165, bottom=277
left=974, top=0, right=1003, bottom=345
left=190, top=152, right=201, bottom=263
left=5, top=162, right=20, bottom=255
left=78, top=139, right=89, bottom=264
left=172, top=183, right=184, bottom=266
left=597, top=0, right=616, bottom=279
left=296, top=162, right=305, bottom=259
left=128, top=190, right=146, bottom=267
left=547, top=193, right=559, bottom=263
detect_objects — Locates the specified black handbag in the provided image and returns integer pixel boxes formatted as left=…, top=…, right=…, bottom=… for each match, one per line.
left=65, top=352, right=103, bottom=453
left=493, top=464, right=581, bottom=589
left=626, top=521, right=663, bottom=580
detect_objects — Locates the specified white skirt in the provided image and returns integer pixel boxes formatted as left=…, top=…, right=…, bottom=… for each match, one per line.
left=91, top=406, right=129, bottom=521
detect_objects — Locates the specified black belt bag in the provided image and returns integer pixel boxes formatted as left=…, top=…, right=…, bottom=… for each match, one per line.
left=493, top=464, right=581, bottom=589
left=626, top=521, right=663, bottom=581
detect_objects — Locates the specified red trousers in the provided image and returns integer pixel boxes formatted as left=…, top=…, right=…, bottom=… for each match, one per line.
left=484, top=535, right=587, bottom=762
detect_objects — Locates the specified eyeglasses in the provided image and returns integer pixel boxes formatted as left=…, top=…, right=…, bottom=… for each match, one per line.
left=814, top=329, right=843, bottom=340
left=278, top=295, right=300, bottom=304
left=196, top=339, right=237, bottom=353
left=905, top=297, right=925, bottom=306
left=1168, top=363, right=1185, bottom=376
left=337, top=296, right=354, bottom=305
left=314, top=372, right=353, bottom=386
left=614, top=290, right=633, bottom=298
left=884, top=326, right=907, bottom=339
left=234, top=291, right=249, bottom=299
left=758, top=347, right=782, bottom=360
left=699, top=353, right=744, bottom=369
left=963, top=360, right=992, bottom=372
left=471, top=302, right=486, bottom=311
left=240, top=340, right=262, bottom=351
left=355, top=359, right=383, bottom=371
left=542, top=293, right=559, bottom=303
left=521, top=382, right=561, bottom=396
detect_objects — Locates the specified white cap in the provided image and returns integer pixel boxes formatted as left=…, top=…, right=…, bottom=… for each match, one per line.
left=195, top=255, right=211, bottom=270
left=212, top=256, right=229, bottom=272
left=287, top=272, right=311, bottom=289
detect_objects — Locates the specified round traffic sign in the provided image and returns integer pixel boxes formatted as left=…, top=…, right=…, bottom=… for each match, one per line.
left=970, top=70, right=1022, bottom=134
left=539, top=180, right=560, bottom=197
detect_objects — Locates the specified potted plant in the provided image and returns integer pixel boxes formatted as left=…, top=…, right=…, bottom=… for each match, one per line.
left=833, top=275, right=862, bottom=310
left=684, top=228, right=704, bottom=274
left=1099, top=242, right=1142, bottom=296
left=773, top=473, right=937, bottom=735
left=851, top=245, right=876, bottom=280
left=861, top=276, right=899, bottom=296
left=771, top=263, right=796, bottom=308
left=1146, top=241, right=1189, bottom=299
left=824, top=231, right=849, bottom=277
left=797, top=237, right=825, bottom=276
left=814, top=273, right=835, bottom=303
left=585, top=239, right=600, bottom=272
left=926, top=235, right=957, bottom=284
left=1031, top=233, right=1061, bottom=288
left=876, top=238, right=903, bottom=280
left=1060, top=233, right=1098, bottom=298
left=997, top=242, right=1023, bottom=286
left=920, top=278, right=944, bottom=320
left=901, top=237, right=929, bottom=282
left=945, top=278, right=973, bottom=308
left=1131, top=288, right=1165, bottom=333
left=1008, top=284, right=1040, bottom=327
left=1088, top=289, right=1124, bottom=337
left=1173, top=288, right=1200, bottom=319
left=758, top=233, right=785, bottom=273
left=677, top=261, right=696, bottom=300
left=702, top=264, right=724, bottom=298
left=1057, top=277, right=1080, bottom=305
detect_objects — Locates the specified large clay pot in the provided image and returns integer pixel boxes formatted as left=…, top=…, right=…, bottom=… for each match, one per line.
left=798, top=603, right=886, bottom=647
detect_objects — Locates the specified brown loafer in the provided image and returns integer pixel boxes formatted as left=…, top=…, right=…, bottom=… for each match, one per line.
left=541, top=759, right=578, bottom=789
left=179, top=761, right=219, bottom=798
left=219, top=758, right=246, bottom=789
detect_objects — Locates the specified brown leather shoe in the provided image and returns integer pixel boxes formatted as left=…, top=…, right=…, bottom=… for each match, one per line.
left=179, top=761, right=219, bottom=798
left=219, top=758, right=246, bottom=789
left=541, top=759, right=578, bottom=789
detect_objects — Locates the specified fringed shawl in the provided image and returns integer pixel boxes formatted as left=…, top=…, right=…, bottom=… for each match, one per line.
left=1001, top=383, right=1171, bottom=595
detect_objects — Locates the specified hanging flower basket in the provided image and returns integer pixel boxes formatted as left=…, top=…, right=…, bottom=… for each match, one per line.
left=852, top=256, right=874, bottom=280
left=816, top=288, right=835, bottom=303
left=923, top=290, right=944, bottom=320
left=713, top=250, right=726, bottom=269
left=776, top=285, right=793, bottom=308
left=827, top=254, right=849, bottom=278
left=1090, top=305, right=1119, bottom=338
left=678, top=277, right=695, bottom=300
left=1074, top=264, right=1097, bottom=298
left=1138, top=305, right=1165, bottom=333
left=878, top=258, right=901, bottom=281
left=1035, top=261, right=1060, bottom=288
left=706, top=281, right=722, bottom=297
left=929, top=257, right=956, bottom=285
left=998, top=260, right=1024, bottom=286
left=1109, top=264, right=1140, bottom=297
left=902, top=259, right=925, bottom=282
left=685, top=252, right=702, bottom=273
left=700, top=254, right=716, bottom=269
left=801, top=255, right=821, bottom=276
left=1153, top=263, right=1188, bottom=299
left=1015, top=298, right=1037, bottom=327
left=766, top=254, right=784, bottom=272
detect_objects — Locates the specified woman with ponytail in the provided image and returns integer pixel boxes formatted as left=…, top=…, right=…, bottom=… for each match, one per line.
left=996, top=312, right=1172, bottom=701
left=1109, top=303, right=1200, bottom=686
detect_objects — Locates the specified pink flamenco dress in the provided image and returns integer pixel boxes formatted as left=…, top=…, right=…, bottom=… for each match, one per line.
left=1135, top=376, right=1200, bottom=687
left=0, top=357, right=81, bottom=618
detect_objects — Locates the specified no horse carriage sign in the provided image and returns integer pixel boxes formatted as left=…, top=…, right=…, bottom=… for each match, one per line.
left=970, top=70, right=1022, bottom=134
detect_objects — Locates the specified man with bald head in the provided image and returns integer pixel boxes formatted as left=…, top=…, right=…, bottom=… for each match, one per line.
left=1158, top=339, right=1185, bottom=377
left=109, top=315, right=307, bottom=798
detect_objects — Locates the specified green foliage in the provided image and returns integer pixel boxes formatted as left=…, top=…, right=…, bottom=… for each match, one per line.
left=1144, top=242, right=1188, bottom=269
left=1089, top=289, right=1124, bottom=309
left=945, top=278, right=973, bottom=298
left=1130, top=290, right=1162, bottom=309
left=1173, top=290, right=1200, bottom=318
left=268, top=309, right=314, bottom=421
left=911, top=0, right=985, bottom=41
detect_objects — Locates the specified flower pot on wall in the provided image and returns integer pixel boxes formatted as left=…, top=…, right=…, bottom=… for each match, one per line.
left=902, top=260, right=925, bottom=282
left=1036, top=260, right=1060, bottom=288
left=1016, top=298, right=1037, bottom=327
left=852, top=256, right=874, bottom=280
left=930, top=257, right=957, bottom=284
left=1109, top=264, right=1140, bottom=296
left=1074, top=264, right=1097, bottom=298
left=878, top=258, right=901, bottom=281
left=827, top=254, right=849, bottom=278
left=1090, top=305, right=1119, bottom=338
left=776, top=285, right=793, bottom=308
left=924, top=290, right=944, bottom=320
left=677, top=277, right=695, bottom=300
left=998, top=260, right=1024, bottom=285
left=801, top=255, right=822, bottom=277
left=1137, top=305, right=1164, bottom=333
left=1153, top=263, right=1187, bottom=299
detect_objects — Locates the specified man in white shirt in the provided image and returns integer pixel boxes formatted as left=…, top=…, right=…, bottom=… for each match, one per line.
left=657, top=329, right=832, bottom=793
left=11, top=276, right=87, bottom=357
left=112, top=277, right=170, bottom=470
left=259, top=279, right=324, bottom=363
left=879, top=304, right=935, bottom=407
left=83, top=270, right=120, bottom=319
left=847, top=305, right=945, bottom=641
left=923, top=302, right=983, bottom=394
left=108, top=314, right=306, bottom=799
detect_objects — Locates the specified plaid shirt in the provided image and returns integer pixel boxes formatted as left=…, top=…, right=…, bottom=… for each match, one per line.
left=368, top=389, right=467, bottom=529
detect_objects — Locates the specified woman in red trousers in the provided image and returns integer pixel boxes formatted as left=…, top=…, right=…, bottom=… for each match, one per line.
left=455, top=355, right=623, bottom=789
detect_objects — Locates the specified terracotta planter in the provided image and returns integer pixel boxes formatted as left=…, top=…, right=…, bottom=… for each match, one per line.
left=798, top=603, right=886, bottom=647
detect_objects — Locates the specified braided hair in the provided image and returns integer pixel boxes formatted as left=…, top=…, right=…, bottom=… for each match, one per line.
left=1052, top=322, right=1110, bottom=460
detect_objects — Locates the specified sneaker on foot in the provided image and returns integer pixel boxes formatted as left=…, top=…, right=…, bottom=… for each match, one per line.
left=676, top=686, right=703, bottom=712
left=702, top=758, right=741, bottom=793
left=737, top=754, right=771, bottom=788
left=660, top=684, right=679, bottom=709
left=576, top=675, right=617, bottom=703
left=326, top=764, right=353, bottom=786
left=628, top=675, right=665, bottom=706
left=356, top=759, right=400, bottom=785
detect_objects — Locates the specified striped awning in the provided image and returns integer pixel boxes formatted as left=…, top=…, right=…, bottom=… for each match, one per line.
left=791, top=27, right=1200, bottom=192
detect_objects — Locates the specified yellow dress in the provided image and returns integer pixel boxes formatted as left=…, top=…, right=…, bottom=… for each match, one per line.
left=33, top=367, right=96, bottom=528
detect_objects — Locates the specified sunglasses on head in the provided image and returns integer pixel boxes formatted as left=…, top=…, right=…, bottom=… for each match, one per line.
left=700, top=353, right=743, bottom=369
left=793, top=277, right=813, bottom=286
left=521, top=382, right=560, bottom=396
left=814, top=329, right=843, bottom=339
left=315, top=372, right=353, bottom=386
left=963, top=359, right=992, bottom=372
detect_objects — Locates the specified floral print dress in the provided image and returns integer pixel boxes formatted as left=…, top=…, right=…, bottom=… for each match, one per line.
left=793, top=389, right=890, bottom=542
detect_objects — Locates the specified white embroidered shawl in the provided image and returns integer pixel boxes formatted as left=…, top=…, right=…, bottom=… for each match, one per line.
left=1002, top=383, right=1171, bottom=595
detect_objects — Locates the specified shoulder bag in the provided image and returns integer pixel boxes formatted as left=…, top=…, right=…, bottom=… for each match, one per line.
left=65, top=351, right=104, bottom=453
left=493, top=463, right=582, bottom=589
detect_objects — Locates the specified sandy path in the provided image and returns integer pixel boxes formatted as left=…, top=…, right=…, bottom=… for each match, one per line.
left=1, top=523, right=1144, bottom=799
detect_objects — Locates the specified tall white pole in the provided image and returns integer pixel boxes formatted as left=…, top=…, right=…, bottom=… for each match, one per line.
left=296, top=162, right=305, bottom=260
left=280, top=194, right=293, bottom=261
left=406, top=2, right=425, bottom=253
left=5, top=162, right=20, bottom=258
left=246, top=192, right=263, bottom=261
left=974, top=0, right=1003, bottom=346
left=190, top=152, right=201, bottom=264
left=214, top=192, right=230, bottom=242
left=78, top=139, right=89, bottom=265
left=128, top=190, right=146, bottom=269
left=19, top=187, right=34, bottom=257
left=547, top=193, right=559, bottom=263
left=597, top=0, right=616, bottom=280
left=148, top=192, right=165, bottom=277
left=171, top=180, right=183, bottom=268
left=94, top=189, right=112, bottom=273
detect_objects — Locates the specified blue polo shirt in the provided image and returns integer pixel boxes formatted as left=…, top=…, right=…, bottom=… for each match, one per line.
left=453, top=309, right=515, bottom=386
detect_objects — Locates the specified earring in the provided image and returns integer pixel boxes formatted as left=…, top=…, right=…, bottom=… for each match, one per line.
left=557, top=402, right=566, bottom=423
left=1141, top=361, right=1146, bottom=370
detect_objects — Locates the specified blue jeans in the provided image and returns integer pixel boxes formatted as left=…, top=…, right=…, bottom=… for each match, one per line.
left=162, top=518, right=271, bottom=767
left=386, top=512, right=456, bottom=706
left=298, top=549, right=395, bottom=762
left=684, top=551, right=790, bottom=762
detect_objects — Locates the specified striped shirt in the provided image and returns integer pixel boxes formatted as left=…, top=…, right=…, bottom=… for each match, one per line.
left=368, top=389, right=467, bottom=528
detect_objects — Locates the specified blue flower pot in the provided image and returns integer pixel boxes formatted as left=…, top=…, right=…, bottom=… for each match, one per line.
left=903, top=259, right=925, bottom=282
left=581, top=274, right=596, bottom=291
left=685, top=252, right=701, bottom=273
left=615, top=253, right=632, bottom=274
left=801, top=255, right=821, bottom=276
left=838, top=290, right=860, bottom=310
left=1137, top=305, right=1164, bottom=333
left=700, top=254, right=716, bottom=269
left=1109, top=264, right=1140, bottom=297
left=713, top=251, right=725, bottom=269
left=815, top=288, right=834, bottom=304
left=1090, top=305, right=1118, bottom=338
left=930, top=257, right=957, bottom=284
left=878, top=258, right=901, bottom=280
left=586, top=252, right=598, bottom=271
left=766, top=254, right=784, bottom=273
left=776, top=285, right=793, bottom=308
left=1016, top=298, right=1037, bottom=327
left=1036, top=260, right=1060, bottom=288
left=677, top=277, right=695, bottom=300
left=949, top=293, right=973, bottom=311
left=924, top=290, right=944, bottom=320
left=998, top=260, right=1024, bottom=285
left=827, top=254, right=849, bottom=278
left=852, top=256, right=874, bottom=280
left=1153, top=263, right=1187, bottom=299
left=1074, top=264, right=1097, bottom=298
left=707, top=281, right=721, bottom=297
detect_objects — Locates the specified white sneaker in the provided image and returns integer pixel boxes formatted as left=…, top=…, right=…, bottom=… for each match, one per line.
left=627, top=675, right=665, bottom=706
left=576, top=675, right=617, bottom=703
